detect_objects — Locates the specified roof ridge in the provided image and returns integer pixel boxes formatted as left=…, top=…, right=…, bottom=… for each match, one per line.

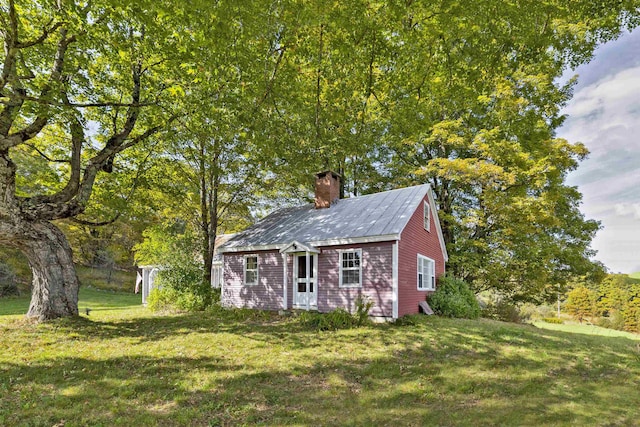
left=337, top=183, right=429, bottom=202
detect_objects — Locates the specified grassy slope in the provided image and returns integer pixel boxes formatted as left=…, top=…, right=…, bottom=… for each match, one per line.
left=629, top=272, right=640, bottom=279
left=1, top=300, right=640, bottom=426
left=1, top=247, right=136, bottom=294
left=533, top=320, right=640, bottom=340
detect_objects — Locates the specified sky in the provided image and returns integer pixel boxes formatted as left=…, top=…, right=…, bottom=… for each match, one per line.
left=558, top=29, right=640, bottom=274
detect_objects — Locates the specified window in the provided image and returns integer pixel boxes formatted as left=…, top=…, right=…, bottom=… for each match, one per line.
left=423, top=201, right=431, bottom=232
left=244, top=255, right=258, bottom=285
left=417, top=254, right=435, bottom=291
left=339, top=249, right=362, bottom=287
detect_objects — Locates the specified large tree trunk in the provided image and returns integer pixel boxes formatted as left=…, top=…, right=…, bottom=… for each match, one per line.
left=1, top=149, right=79, bottom=321
left=21, top=222, right=79, bottom=321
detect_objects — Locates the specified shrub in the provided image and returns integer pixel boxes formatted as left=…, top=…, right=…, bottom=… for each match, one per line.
left=610, top=309, right=626, bottom=330
left=483, top=299, right=521, bottom=323
left=211, top=288, right=221, bottom=305
left=428, top=276, right=480, bottom=319
left=542, top=317, right=564, bottom=324
left=596, top=312, right=626, bottom=330
left=136, top=225, right=214, bottom=313
left=519, top=303, right=556, bottom=321
left=393, top=314, right=422, bottom=326
left=299, top=309, right=353, bottom=331
left=622, top=297, right=640, bottom=332
left=145, top=260, right=212, bottom=313
left=147, top=287, right=176, bottom=312
left=299, top=301, right=376, bottom=331
left=0, top=261, right=18, bottom=297
left=354, top=296, right=374, bottom=326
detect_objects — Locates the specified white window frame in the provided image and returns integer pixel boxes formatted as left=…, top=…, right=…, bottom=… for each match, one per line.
left=339, top=249, right=362, bottom=288
left=244, top=254, right=259, bottom=286
left=417, top=254, right=435, bottom=291
left=423, top=200, right=431, bottom=232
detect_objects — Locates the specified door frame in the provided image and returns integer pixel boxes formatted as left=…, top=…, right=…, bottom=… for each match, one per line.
left=292, top=252, right=318, bottom=310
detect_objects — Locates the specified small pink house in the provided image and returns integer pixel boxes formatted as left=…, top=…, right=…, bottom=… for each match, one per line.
left=218, top=172, right=448, bottom=320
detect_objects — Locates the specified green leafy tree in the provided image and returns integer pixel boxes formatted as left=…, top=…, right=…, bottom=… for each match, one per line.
left=622, top=285, right=640, bottom=332
left=358, top=1, right=634, bottom=301
left=0, top=0, right=197, bottom=319
left=565, top=286, right=596, bottom=323
left=136, top=0, right=281, bottom=284
left=255, top=2, right=635, bottom=305
left=596, top=274, right=635, bottom=316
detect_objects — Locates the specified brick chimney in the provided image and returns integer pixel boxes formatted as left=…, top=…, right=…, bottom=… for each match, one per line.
left=314, top=171, right=341, bottom=209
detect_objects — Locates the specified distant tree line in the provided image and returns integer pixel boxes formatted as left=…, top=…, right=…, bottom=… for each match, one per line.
left=565, top=274, right=640, bottom=332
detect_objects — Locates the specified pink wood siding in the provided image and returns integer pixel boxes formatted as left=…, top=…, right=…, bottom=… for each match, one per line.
left=222, top=250, right=283, bottom=311
left=316, top=242, right=393, bottom=318
left=398, top=196, right=446, bottom=317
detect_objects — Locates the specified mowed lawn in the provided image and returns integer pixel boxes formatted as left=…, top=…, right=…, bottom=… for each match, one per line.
left=1, top=291, right=640, bottom=426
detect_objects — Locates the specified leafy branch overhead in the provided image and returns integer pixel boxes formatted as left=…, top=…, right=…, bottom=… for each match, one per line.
left=0, top=0, right=186, bottom=319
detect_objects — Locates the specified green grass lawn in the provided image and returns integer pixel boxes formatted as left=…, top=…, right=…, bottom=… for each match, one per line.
left=1, top=299, right=640, bottom=426
left=629, top=271, right=640, bottom=280
left=533, top=320, right=640, bottom=341
left=0, top=287, right=142, bottom=318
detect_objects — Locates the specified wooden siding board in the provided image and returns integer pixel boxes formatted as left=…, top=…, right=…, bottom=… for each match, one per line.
left=316, top=242, right=394, bottom=318
left=397, top=194, right=446, bottom=317
left=222, top=250, right=284, bottom=311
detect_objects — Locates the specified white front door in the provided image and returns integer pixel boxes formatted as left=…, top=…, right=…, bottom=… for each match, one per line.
left=294, top=254, right=317, bottom=308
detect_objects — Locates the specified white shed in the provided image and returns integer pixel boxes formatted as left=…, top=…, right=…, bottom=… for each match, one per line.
left=137, top=265, right=161, bottom=305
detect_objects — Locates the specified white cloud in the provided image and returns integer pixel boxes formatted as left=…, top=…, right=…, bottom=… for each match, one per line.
left=558, top=31, right=640, bottom=273
left=613, top=203, right=640, bottom=219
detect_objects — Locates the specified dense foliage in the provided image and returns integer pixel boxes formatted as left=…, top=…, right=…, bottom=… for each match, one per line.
left=428, top=276, right=480, bottom=319
left=564, top=274, right=640, bottom=332
left=482, top=298, right=522, bottom=323
left=565, top=286, right=597, bottom=323
left=135, top=224, right=213, bottom=312
left=298, top=296, right=373, bottom=331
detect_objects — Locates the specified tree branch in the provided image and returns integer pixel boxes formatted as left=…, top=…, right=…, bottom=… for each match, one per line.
left=0, top=94, right=157, bottom=108
left=15, top=21, right=65, bottom=49
left=69, top=213, right=121, bottom=227
left=0, top=0, right=19, bottom=92
left=1, top=28, right=77, bottom=150
left=24, top=143, right=70, bottom=163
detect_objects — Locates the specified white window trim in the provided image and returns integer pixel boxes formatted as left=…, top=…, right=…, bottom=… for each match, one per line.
left=243, top=254, right=259, bottom=286
left=339, top=248, right=363, bottom=288
left=417, top=254, right=435, bottom=291
left=423, top=201, right=431, bottom=232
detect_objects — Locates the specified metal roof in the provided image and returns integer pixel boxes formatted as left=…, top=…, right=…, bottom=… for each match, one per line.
left=219, top=184, right=431, bottom=252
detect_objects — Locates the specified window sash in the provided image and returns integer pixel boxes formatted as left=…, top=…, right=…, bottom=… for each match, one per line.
left=340, top=249, right=362, bottom=287
left=417, top=255, right=435, bottom=291
left=244, top=255, right=258, bottom=285
left=424, top=201, right=431, bottom=232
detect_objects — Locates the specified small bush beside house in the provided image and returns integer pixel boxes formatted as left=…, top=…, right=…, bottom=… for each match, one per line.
left=136, top=224, right=214, bottom=312
left=299, top=297, right=374, bottom=330
left=428, top=276, right=480, bottom=319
